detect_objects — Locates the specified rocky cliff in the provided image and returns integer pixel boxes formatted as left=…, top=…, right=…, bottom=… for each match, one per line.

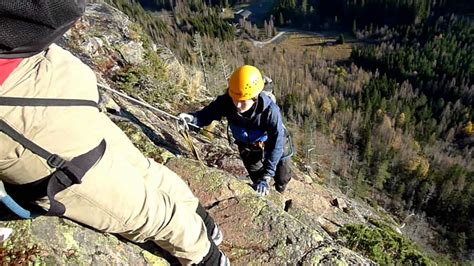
left=0, top=3, right=406, bottom=265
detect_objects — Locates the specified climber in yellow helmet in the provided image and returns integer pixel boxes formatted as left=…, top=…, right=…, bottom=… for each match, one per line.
left=0, top=1, right=228, bottom=265
left=180, top=65, right=292, bottom=196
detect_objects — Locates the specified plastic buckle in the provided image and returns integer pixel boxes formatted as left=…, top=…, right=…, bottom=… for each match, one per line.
left=47, top=154, right=66, bottom=169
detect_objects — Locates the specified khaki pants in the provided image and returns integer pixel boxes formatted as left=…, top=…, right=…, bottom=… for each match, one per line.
left=53, top=115, right=210, bottom=264
left=0, top=45, right=210, bottom=264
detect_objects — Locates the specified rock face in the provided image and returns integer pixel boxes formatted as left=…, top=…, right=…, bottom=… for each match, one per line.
left=167, top=159, right=372, bottom=264
left=0, top=2, right=378, bottom=265
left=65, top=3, right=145, bottom=65
left=0, top=213, right=167, bottom=265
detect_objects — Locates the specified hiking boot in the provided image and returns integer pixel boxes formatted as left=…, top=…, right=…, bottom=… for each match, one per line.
left=275, top=183, right=287, bottom=193
left=198, top=241, right=230, bottom=266
left=211, top=225, right=223, bottom=246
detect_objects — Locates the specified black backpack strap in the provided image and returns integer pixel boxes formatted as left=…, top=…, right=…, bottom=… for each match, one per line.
left=45, top=139, right=106, bottom=216
left=0, top=120, right=58, bottom=164
left=0, top=119, right=106, bottom=216
left=0, top=97, right=98, bottom=108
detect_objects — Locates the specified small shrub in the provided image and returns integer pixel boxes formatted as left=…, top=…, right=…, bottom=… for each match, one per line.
left=338, top=219, right=434, bottom=265
left=336, top=34, right=345, bottom=44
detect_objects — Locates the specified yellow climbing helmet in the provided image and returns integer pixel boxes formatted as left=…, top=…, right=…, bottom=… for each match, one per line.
left=228, top=65, right=265, bottom=101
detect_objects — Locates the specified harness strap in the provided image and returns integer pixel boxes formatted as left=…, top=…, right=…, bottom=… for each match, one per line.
left=0, top=120, right=56, bottom=162
left=0, top=127, right=106, bottom=216
left=45, top=139, right=106, bottom=216
left=236, top=129, right=294, bottom=160
left=0, top=97, right=98, bottom=108
left=0, top=94, right=103, bottom=217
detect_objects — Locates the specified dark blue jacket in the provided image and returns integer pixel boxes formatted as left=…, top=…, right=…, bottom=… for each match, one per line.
left=192, top=93, right=285, bottom=177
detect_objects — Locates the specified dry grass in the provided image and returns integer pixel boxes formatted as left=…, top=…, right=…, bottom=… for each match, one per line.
left=276, top=32, right=358, bottom=62
left=220, top=8, right=235, bottom=19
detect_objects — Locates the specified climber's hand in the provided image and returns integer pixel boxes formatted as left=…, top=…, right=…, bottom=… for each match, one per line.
left=177, top=113, right=194, bottom=130
left=256, top=177, right=271, bottom=197
left=179, top=113, right=194, bottom=123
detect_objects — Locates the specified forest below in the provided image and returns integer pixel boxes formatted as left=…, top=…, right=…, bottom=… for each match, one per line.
left=98, top=0, right=473, bottom=261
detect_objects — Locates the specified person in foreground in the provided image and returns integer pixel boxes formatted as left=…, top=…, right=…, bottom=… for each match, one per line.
left=0, top=1, right=228, bottom=264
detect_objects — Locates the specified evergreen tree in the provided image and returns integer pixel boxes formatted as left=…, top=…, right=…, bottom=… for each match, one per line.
left=279, top=12, right=284, bottom=25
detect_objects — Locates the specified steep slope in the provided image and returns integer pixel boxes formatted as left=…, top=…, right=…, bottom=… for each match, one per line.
left=0, top=3, right=408, bottom=264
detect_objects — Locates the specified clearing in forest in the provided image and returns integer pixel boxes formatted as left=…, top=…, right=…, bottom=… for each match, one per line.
left=276, top=32, right=360, bottom=62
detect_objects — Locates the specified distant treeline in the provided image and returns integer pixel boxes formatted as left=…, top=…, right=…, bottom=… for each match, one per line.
left=348, top=15, right=473, bottom=255
left=104, top=0, right=234, bottom=44
left=139, top=0, right=232, bottom=10
left=102, top=0, right=169, bottom=40
left=273, top=0, right=474, bottom=29
left=353, top=16, right=473, bottom=109
left=180, top=12, right=235, bottom=40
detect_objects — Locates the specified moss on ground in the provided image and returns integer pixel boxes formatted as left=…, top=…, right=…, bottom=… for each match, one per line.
left=116, top=121, right=173, bottom=164
left=0, top=220, right=43, bottom=264
left=142, top=250, right=169, bottom=265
